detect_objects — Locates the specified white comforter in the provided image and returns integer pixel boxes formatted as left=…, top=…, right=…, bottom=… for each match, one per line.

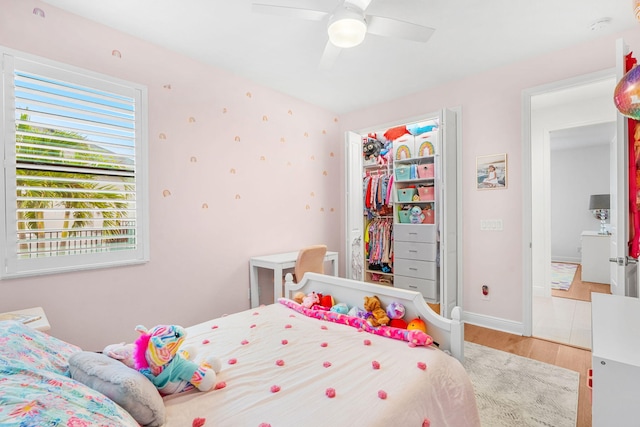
left=163, top=302, right=480, bottom=427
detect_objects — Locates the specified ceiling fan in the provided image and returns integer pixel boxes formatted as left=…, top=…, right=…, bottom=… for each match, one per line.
left=252, top=0, right=435, bottom=68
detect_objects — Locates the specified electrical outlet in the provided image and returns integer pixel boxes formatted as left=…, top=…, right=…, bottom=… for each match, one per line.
left=481, top=284, right=490, bottom=301
left=480, top=219, right=503, bottom=231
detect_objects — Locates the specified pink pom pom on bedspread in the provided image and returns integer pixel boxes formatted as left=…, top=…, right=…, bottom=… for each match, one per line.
left=278, top=298, right=433, bottom=347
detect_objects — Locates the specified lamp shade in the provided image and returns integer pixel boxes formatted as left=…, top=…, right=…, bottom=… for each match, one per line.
left=589, top=194, right=610, bottom=210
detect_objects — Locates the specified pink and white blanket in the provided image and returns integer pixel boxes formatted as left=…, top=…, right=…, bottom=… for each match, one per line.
left=162, top=303, right=480, bottom=427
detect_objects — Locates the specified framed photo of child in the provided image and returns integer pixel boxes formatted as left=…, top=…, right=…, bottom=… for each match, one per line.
left=476, top=153, right=507, bottom=190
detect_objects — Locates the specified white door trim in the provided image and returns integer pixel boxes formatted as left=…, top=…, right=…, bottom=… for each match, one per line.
left=521, top=68, right=616, bottom=336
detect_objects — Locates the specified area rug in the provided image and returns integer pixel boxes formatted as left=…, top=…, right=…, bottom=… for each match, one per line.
left=463, top=341, right=579, bottom=427
left=551, top=262, right=578, bottom=291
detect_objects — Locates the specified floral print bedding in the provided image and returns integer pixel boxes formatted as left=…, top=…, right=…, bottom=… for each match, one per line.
left=0, top=320, right=139, bottom=427
left=0, top=320, right=81, bottom=376
left=0, top=363, right=139, bottom=426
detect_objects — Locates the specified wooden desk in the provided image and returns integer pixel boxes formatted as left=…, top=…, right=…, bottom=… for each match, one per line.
left=249, top=251, right=338, bottom=308
left=0, top=306, right=50, bottom=332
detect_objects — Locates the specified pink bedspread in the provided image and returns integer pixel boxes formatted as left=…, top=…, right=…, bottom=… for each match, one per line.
left=163, top=303, right=480, bottom=427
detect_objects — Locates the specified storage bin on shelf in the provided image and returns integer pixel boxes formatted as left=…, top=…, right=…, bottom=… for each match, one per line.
left=397, top=204, right=433, bottom=224
left=395, top=165, right=411, bottom=181
left=414, top=130, right=438, bottom=157
left=398, top=209, right=411, bottom=223
left=422, top=205, right=435, bottom=224
left=417, top=163, right=434, bottom=179
left=393, top=135, right=415, bottom=160
left=418, top=185, right=434, bottom=201
left=397, top=188, right=417, bottom=202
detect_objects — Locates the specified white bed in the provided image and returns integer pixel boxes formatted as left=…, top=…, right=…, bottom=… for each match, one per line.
left=0, top=273, right=479, bottom=427
left=162, top=273, right=479, bottom=426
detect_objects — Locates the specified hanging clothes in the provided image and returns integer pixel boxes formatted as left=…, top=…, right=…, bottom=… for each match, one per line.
left=363, top=171, right=393, bottom=215
left=366, top=218, right=393, bottom=273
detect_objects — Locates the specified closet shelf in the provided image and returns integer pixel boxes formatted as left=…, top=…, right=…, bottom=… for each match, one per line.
left=396, top=178, right=434, bottom=184
left=395, top=155, right=435, bottom=165
left=398, top=200, right=435, bottom=204
left=364, top=269, right=394, bottom=276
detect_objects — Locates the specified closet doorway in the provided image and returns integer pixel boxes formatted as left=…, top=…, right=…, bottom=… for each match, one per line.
left=527, top=72, right=616, bottom=349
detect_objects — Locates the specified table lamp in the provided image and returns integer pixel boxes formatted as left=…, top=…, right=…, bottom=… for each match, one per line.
left=589, top=194, right=610, bottom=235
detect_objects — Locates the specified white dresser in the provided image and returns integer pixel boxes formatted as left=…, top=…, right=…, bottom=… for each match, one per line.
left=581, top=231, right=610, bottom=284
left=591, top=293, right=640, bottom=426
left=393, top=224, right=438, bottom=302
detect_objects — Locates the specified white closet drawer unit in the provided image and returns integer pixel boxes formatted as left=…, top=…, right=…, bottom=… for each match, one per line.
left=394, top=259, right=437, bottom=280
left=395, top=241, right=436, bottom=261
left=394, top=224, right=436, bottom=243
left=395, top=276, right=438, bottom=300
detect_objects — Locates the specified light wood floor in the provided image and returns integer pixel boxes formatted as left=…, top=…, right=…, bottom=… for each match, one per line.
left=551, top=263, right=610, bottom=302
left=465, top=323, right=592, bottom=427
left=465, top=264, right=608, bottom=426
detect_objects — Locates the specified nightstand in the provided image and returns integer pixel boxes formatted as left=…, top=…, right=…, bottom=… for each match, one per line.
left=0, top=307, right=50, bottom=332
left=581, top=231, right=610, bottom=284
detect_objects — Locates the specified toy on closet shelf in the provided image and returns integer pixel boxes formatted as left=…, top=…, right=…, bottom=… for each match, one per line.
left=363, top=137, right=392, bottom=166
left=409, top=206, right=425, bottom=224
left=363, top=138, right=383, bottom=161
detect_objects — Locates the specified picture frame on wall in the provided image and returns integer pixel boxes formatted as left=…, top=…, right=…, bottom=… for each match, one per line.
left=476, top=153, right=507, bottom=190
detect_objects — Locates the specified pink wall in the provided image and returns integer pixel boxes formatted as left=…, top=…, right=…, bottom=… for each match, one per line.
left=0, top=0, right=341, bottom=350
left=3, top=0, right=640, bottom=348
left=341, top=27, right=640, bottom=328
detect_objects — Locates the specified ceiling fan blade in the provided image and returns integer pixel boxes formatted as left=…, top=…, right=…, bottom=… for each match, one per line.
left=366, top=15, right=435, bottom=43
left=343, top=0, right=373, bottom=12
left=319, top=41, right=342, bottom=70
left=252, top=3, right=328, bottom=21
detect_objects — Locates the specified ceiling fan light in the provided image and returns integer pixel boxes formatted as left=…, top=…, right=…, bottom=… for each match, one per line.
left=328, top=17, right=367, bottom=48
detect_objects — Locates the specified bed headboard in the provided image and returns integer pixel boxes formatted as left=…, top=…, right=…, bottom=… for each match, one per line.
left=284, top=272, right=464, bottom=362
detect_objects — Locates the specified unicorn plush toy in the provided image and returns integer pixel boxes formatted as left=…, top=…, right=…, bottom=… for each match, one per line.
left=131, top=324, right=221, bottom=395
left=103, top=324, right=220, bottom=394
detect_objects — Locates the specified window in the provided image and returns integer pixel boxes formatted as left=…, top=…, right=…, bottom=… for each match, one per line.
left=0, top=48, right=149, bottom=278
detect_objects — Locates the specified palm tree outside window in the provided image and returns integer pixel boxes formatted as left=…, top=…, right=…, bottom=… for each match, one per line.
left=1, top=49, right=149, bottom=278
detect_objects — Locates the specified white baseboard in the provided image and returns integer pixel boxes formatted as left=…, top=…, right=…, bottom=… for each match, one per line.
left=463, top=311, right=524, bottom=336
left=551, top=257, right=580, bottom=264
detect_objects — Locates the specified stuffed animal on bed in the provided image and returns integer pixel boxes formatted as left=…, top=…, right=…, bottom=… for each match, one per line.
left=302, top=292, right=320, bottom=309
left=132, top=324, right=222, bottom=396
left=103, top=342, right=137, bottom=368
left=363, top=295, right=390, bottom=327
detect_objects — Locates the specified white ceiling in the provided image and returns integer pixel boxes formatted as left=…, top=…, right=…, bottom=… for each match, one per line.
left=531, top=76, right=618, bottom=151
left=550, top=121, right=616, bottom=151
left=40, top=0, right=638, bottom=114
